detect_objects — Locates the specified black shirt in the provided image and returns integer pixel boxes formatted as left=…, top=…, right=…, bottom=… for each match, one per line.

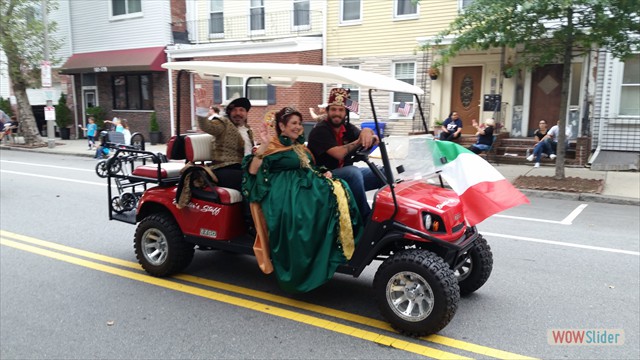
left=307, top=120, right=361, bottom=170
left=477, top=126, right=494, bottom=146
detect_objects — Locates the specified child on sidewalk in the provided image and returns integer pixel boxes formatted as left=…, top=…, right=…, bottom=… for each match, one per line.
left=79, top=117, right=98, bottom=150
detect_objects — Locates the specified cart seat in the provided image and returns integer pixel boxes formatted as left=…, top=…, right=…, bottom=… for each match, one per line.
left=131, top=133, right=214, bottom=179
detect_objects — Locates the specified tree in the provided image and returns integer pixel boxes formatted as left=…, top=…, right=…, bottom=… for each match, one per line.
left=423, top=0, right=640, bottom=179
left=0, top=0, right=61, bottom=146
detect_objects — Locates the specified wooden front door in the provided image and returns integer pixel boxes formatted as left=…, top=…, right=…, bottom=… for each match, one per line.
left=450, top=66, right=482, bottom=135
left=529, top=64, right=563, bottom=134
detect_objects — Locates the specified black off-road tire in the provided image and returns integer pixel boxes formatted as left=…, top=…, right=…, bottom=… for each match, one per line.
left=134, top=213, right=194, bottom=277
left=456, top=235, right=493, bottom=296
left=373, top=250, right=460, bottom=336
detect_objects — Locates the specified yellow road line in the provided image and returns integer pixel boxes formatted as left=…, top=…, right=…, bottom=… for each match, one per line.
left=1, top=230, right=537, bottom=360
left=0, top=237, right=469, bottom=360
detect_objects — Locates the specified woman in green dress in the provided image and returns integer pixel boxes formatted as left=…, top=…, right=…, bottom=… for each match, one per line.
left=242, top=107, right=363, bottom=293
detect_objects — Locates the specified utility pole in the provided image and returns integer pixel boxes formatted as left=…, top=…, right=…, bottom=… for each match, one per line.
left=42, top=0, right=55, bottom=148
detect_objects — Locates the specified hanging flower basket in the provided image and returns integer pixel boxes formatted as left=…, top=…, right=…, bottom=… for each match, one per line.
left=428, top=67, right=440, bottom=80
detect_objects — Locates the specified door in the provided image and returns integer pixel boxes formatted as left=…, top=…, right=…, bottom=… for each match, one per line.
left=450, top=66, right=482, bottom=135
left=82, top=88, right=97, bottom=124
left=528, top=64, right=563, bottom=134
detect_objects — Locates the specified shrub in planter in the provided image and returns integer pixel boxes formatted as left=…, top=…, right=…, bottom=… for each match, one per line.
left=149, top=111, right=162, bottom=145
left=55, top=93, right=72, bottom=139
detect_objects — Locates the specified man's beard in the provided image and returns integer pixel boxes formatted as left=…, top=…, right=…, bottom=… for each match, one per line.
left=329, top=115, right=345, bottom=128
left=231, top=115, right=245, bottom=126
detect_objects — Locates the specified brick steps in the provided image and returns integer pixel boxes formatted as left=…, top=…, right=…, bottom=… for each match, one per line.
left=455, top=135, right=581, bottom=166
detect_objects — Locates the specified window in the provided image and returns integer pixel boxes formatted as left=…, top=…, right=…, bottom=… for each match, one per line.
left=209, top=0, right=224, bottom=36
left=619, top=54, right=640, bottom=116
left=341, top=65, right=361, bottom=115
left=392, top=62, right=416, bottom=117
left=341, top=0, right=361, bottom=23
left=395, top=0, right=417, bottom=17
left=250, top=0, right=265, bottom=33
left=112, top=74, right=153, bottom=110
left=460, top=0, right=474, bottom=9
left=293, top=0, right=310, bottom=29
left=112, top=0, right=141, bottom=17
left=224, top=77, right=268, bottom=104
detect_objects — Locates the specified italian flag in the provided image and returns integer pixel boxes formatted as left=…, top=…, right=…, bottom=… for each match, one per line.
left=430, top=140, right=529, bottom=226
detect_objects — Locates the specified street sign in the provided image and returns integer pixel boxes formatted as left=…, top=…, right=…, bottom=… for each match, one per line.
left=44, top=106, right=56, bottom=121
left=41, top=61, right=52, bottom=88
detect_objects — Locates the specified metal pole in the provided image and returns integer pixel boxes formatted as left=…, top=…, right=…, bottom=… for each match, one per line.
left=43, top=0, right=55, bottom=148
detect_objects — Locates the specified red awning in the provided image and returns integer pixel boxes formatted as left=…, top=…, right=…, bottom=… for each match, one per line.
left=59, top=47, right=166, bottom=74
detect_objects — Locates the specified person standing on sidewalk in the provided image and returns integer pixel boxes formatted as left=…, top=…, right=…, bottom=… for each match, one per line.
left=79, top=117, right=98, bottom=150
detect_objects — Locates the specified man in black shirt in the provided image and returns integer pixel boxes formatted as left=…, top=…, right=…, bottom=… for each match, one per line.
left=307, top=88, right=384, bottom=221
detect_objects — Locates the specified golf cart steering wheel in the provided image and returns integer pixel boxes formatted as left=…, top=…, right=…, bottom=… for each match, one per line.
left=348, top=145, right=373, bottom=163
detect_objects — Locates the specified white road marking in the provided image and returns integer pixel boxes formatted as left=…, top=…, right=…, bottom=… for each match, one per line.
left=492, top=214, right=563, bottom=224
left=560, top=204, right=589, bottom=225
left=0, top=160, right=95, bottom=172
left=492, top=204, right=589, bottom=225
left=483, top=231, right=639, bottom=256
left=1, top=170, right=106, bottom=187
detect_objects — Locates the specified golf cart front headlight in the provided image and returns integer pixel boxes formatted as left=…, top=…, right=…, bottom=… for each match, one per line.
left=423, top=213, right=432, bottom=230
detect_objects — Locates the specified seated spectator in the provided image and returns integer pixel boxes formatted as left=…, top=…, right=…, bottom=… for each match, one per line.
left=439, top=111, right=463, bottom=141
left=526, top=119, right=551, bottom=168
left=468, top=118, right=495, bottom=154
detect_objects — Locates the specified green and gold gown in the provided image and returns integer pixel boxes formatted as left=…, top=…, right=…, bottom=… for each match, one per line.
left=242, top=135, right=363, bottom=293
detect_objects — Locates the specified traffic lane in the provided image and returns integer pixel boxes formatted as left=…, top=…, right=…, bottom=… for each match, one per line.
left=479, top=200, right=639, bottom=253
left=440, top=232, right=639, bottom=360
left=0, top=159, right=138, bottom=259
left=0, top=243, right=427, bottom=360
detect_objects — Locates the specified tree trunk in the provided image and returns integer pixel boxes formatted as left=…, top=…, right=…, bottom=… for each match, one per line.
left=555, top=7, right=574, bottom=180
left=4, top=37, right=46, bottom=146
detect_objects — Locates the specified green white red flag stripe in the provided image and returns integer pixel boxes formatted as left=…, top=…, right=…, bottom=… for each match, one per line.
left=430, top=140, right=529, bottom=226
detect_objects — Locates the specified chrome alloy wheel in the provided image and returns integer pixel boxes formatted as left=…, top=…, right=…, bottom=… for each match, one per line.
left=141, top=228, right=169, bottom=266
left=386, top=271, right=434, bottom=322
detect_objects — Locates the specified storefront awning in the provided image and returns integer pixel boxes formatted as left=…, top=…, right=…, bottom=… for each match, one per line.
left=59, top=47, right=166, bottom=74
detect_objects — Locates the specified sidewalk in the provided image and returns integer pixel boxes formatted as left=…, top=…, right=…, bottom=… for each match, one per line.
left=1, top=138, right=638, bottom=206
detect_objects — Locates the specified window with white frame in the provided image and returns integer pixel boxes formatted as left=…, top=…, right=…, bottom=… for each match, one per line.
left=341, top=64, right=361, bottom=118
left=293, top=0, right=310, bottom=29
left=341, top=0, right=361, bottom=23
left=392, top=62, right=416, bottom=117
left=395, top=0, right=418, bottom=17
left=112, top=0, right=141, bottom=17
left=250, top=0, right=265, bottom=32
left=460, top=0, right=474, bottom=9
left=225, top=77, right=268, bottom=104
left=619, top=54, right=640, bottom=116
left=209, top=0, right=224, bottom=36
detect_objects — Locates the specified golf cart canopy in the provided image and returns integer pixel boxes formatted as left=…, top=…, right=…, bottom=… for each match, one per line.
left=162, top=61, right=424, bottom=95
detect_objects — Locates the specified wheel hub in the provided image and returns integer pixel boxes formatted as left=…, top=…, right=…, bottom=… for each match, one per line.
left=386, top=271, right=434, bottom=322
left=141, top=228, right=169, bottom=266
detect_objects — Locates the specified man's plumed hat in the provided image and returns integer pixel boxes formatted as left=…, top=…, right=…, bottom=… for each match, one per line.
left=327, top=88, right=350, bottom=108
left=225, top=97, right=252, bottom=113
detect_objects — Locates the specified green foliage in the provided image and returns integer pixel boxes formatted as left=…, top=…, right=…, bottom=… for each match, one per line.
left=149, top=111, right=159, bottom=132
left=54, top=93, right=71, bottom=128
left=85, top=106, right=106, bottom=129
left=0, top=0, right=63, bottom=87
left=422, top=0, right=640, bottom=69
left=0, top=97, right=13, bottom=117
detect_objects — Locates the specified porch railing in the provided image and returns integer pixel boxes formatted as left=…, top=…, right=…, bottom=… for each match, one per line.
left=172, top=10, right=323, bottom=44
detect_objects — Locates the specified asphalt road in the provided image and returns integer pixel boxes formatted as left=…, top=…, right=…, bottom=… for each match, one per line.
left=1, top=151, right=639, bottom=359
